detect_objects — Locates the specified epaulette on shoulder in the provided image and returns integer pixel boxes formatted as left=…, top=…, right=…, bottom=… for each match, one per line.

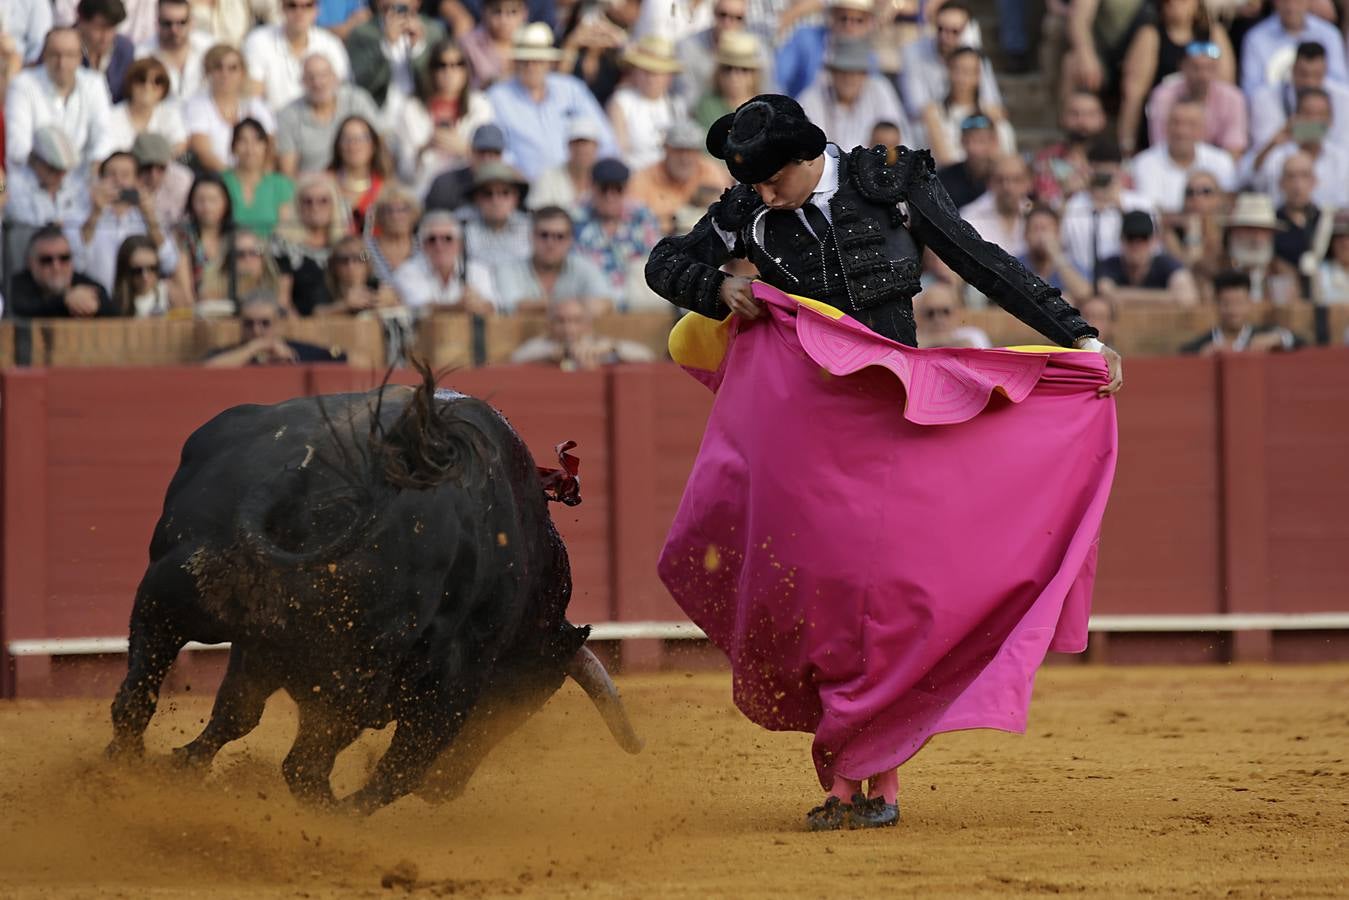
left=849, top=145, right=935, bottom=206
left=710, top=183, right=764, bottom=232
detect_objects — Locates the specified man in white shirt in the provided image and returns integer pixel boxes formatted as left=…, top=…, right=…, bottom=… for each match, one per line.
left=392, top=212, right=497, bottom=312
left=5, top=28, right=114, bottom=171
left=1060, top=136, right=1157, bottom=278
left=66, top=150, right=180, bottom=293
left=1248, top=40, right=1349, bottom=154
left=244, top=0, right=350, bottom=112
left=798, top=39, right=912, bottom=152
left=898, top=0, right=1002, bottom=118
left=3, top=126, right=90, bottom=229
left=1254, top=86, right=1349, bottom=208
left=1130, top=100, right=1236, bottom=213
left=959, top=154, right=1033, bottom=257
left=134, top=0, right=213, bottom=100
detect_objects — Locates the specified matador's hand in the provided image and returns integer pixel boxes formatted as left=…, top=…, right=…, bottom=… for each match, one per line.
left=1076, top=336, right=1123, bottom=396
left=720, top=276, right=763, bottom=319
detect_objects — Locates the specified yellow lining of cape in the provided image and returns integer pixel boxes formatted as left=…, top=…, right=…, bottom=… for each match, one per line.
left=667, top=288, right=1093, bottom=371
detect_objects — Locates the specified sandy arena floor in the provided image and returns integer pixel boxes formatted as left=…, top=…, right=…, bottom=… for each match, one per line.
left=1, top=664, right=1347, bottom=899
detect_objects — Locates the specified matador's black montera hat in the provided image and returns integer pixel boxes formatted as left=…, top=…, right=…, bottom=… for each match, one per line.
left=706, top=94, right=828, bottom=185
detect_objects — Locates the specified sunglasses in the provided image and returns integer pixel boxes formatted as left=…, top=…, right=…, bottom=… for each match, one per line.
left=1185, top=185, right=1217, bottom=197
left=134, top=74, right=171, bottom=88
left=433, top=58, right=468, bottom=70
left=479, top=186, right=517, bottom=198
left=139, top=162, right=168, bottom=172
left=423, top=233, right=458, bottom=244
left=923, top=307, right=953, bottom=318
left=158, top=17, right=189, bottom=27
left=834, top=13, right=869, bottom=25
left=300, top=195, right=331, bottom=206
left=37, top=252, right=73, bottom=265
left=129, top=264, right=159, bottom=276
left=715, top=9, right=746, bottom=20
left=242, top=317, right=274, bottom=328
left=534, top=230, right=570, bottom=241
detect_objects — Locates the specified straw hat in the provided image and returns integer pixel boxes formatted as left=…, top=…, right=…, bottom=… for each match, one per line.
left=622, top=35, right=682, bottom=74
left=1222, top=193, right=1284, bottom=230
left=511, top=23, right=562, bottom=62
left=714, top=31, right=764, bottom=69
left=827, top=0, right=874, bottom=12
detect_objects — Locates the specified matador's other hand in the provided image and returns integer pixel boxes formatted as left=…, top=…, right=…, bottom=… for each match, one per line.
left=1098, top=345, right=1124, bottom=396
left=720, top=275, right=763, bottom=319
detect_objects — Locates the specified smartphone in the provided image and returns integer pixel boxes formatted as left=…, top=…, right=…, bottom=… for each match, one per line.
left=118, top=187, right=141, bottom=205
left=366, top=275, right=381, bottom=291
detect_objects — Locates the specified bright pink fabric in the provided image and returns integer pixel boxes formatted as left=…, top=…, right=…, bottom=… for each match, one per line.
left=658, top=283, right=1118, bottom=789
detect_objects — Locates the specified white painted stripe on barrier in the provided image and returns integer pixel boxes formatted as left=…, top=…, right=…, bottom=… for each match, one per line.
left=7, top=613, right=1349, bottom=657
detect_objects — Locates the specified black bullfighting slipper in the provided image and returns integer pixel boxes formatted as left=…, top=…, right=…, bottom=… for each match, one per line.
left=805, top=795, right=852, bottom=832
left=846, top=793, right=900, bottom=829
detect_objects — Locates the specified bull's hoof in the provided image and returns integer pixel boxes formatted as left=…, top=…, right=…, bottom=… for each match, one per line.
left=104, top=738, right=145, bottom=762
left=169, top=744, right=214, bottom=771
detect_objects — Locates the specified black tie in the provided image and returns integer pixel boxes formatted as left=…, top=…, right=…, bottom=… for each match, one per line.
left=803, top=201, right=831, bottom=243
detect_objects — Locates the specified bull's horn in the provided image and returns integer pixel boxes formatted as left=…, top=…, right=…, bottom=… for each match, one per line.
left=566, top=646, right=644, bottom=754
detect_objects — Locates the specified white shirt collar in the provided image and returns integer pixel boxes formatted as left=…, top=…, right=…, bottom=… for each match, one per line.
left=814, top=144, right=840, bottom=201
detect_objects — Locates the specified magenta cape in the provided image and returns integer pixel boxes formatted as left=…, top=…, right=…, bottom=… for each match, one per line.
left=658, top=283, right=1118, bottom=788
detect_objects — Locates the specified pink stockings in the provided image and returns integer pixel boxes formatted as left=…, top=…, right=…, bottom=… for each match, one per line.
left=827, top=769, right=898, bottom=804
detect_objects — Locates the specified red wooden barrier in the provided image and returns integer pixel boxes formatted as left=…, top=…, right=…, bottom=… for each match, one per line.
left=4, top=352, right=1349, bottom=696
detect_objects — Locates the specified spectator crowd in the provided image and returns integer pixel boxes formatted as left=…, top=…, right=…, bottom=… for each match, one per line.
left=3, top=0, right=1349, bottom=364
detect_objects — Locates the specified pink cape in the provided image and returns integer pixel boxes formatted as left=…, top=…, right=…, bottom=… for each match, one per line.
left=658, top=283, right=1118, bottom=789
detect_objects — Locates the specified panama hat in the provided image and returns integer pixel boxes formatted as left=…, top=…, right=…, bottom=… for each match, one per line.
left=622, top=35, right=682, bottom=74
left=1222, top=193, right=1285, bottom=230
left=714, top=31, right=764, bottom=69
left=511, top=23, right=563, bottom=62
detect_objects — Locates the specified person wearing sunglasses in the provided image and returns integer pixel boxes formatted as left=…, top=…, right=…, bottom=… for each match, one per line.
left=910, top=281, right=991, bottom=348
left=183, top=44, right=276, bottom=173
left=242, top=0, right=351, bottom=112
left=1128, top=99, right=1236, bottom=214
left=132, top=0, right=214, bottom=100
left=392, top=210, right=497, bottom=313
left=394, top=38, right=494, bottom=188
left=76, top=0, right=138, bottom=103
left=922, top=47, right=1013, bottom=170
left=345, top=0, right=447, bottom=108
left=108, top=56, right=188, bottom=156
left=2, top=125, right=89, bottom=232
left=112, top=233, right=181, bottom=315
left=461, top=161, right=532, bottom=267
left=674, top=0, right=770, bottom=102
left=10, top=224, right=116, bottom=318
left=1095, top=208, right=1199, bottom=307
left=204, top=294, right=348, bottom=366
left=1144, top=40, right=1248, bottom=158
left=1159, top=168, right=1228, bottom=293
left=573, top=157, right=660, bottom=305
left=276, top=54, right=381, bottom=177
left=1249, top=41, right=1349, bottom=159
left=899, top=0, right=1002, bottom=120
left=492, top=206, right=614, bottom=313
left=775, top=0, right=875, bottom=100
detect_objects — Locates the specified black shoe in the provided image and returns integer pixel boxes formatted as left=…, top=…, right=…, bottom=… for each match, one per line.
left=847, top=793, right=900, bottom=829
left=805, top=795, right=852, bottom=832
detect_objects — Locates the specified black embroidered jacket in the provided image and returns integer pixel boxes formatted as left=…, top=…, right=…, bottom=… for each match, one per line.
left=645, top=145, right=1098, bottom=347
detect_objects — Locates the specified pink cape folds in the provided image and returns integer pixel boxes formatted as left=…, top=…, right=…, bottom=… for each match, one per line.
left=658, top=282, right=1118, bottom=789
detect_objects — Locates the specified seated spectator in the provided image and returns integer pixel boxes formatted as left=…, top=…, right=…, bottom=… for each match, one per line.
left=960, top=154, right=1032, bottom=257
left=528, top=118, right=603, bottom=213
left=6, top=28, right=113, bottom=170
left=1249, top=41, right=1349, bottom=157
left=607, top=36, right=686, bottom=171
left=1060, top=136, right=1157, bottom=278
left=1314, top=211, right=1349, bottom=303
left=276, top=54, right=382, bottom=177
left=1222, top=192, right=1289, bottom=303
left=487, top=23, right=618, bottom=180
left=1273, top=150, right=1327, bottom=277
left=1095, top=210, right=1199, bottom=307
left=184, top=44, right=276, bottom=173
left=107, top=56, right=187, bottom=156
left=328, top=115, right=391, bottom=233
left=243, top=0, right=350, bottom=112
left=633, top=0, right=716, bottom=45
left=923, top=48, right=1014, bottom=167
left=510, top=296, right=656, bottom=367
left=394, top=38, right=495, bottom=190
left=224, top=118, right=296, bottom=237
left=490, top=206, right=618, bottom=313
left=1017, top=204, right=1094, bottom=304
left=800, top=39, right=911, bottom=153
left=111, top=233, right=179, bottom=315
left=2, top=126, right=88, bottom=229
left=1079, top=296, right=1117, bottom=346
left=556, top=0, right=630, bottom=107
left=2, top=0, right=53, bottom=65
left=1253, top=87, right=1349, bottom=209
left=423, top=123, right=507, bottom=213
left=272, top=173, right=350, bottom=314
left=77, top=0, right=137, bottom=103
left=913, top=282, right=991, bottom=348
left=629, top=119, right=732, bottom=232
left=318, top=0, right=371, bottom=40
left=899, top=0, right=1003, bottom=114
left=676, top=0, right=773, bottom=103
left=9, top=225, right=117, bottom=318
left=461, top=161, right=532, bottom=267
left=1145, top=40, right=1247, bottom=158
left=1239, top=0, right=1345, bottom=97
left=460, top=0, right=528, bottom=89
left=313, top=234, right=402, bottom=315
left=174, top=172, right=236, bottom=305
left=228, top=228, right=283, bottom=304
left=69, top=150, right=180, bottom=293
left=1181, top=269, right=1303, bottom=353
left=134, top=0, right=213, bottom=100
left=936, top=114, right=1001, bottom=209
left=777, top=0, right=876, bottom=100
left=187, top=0, right=282, bottom=48
left=572, top=158, right=663, bottom=299
left=135, top=133, right=192, bottom=230
left=204, top=295, right=349, bottom=366
left=693, top=31, right=765, bottom=131
left=1116, top=0, right=1233, bottom=155
left=392, top=211, right=496, bottom=313
left=365, top=184, right=420, bottom=283
left=345, top=0, right=446, bottom=108
left=1031, top=91, right=1107, bottom=209
left=1159, top=168, right=1230, bottom=297
left=1129, top=100, right=1236, bottom=213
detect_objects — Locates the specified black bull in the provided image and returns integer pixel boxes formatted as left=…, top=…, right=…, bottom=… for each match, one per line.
left=107, top=373, right=642, bottom=813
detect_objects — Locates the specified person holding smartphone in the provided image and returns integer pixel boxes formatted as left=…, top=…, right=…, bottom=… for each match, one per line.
left=68, top=149, right=181, bottom=295
left=1253, top=86, right=1349, bottom=210
left=345, top=0, right=447, bottom=107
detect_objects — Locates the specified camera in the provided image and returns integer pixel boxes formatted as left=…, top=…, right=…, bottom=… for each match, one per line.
left=118, top=187, right=142, bottom=205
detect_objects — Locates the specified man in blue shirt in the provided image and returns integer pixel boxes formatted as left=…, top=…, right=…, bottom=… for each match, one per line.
left=1240, top=0, right=1348, bottom=97
left=486, top=23, right=617, bottom=180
